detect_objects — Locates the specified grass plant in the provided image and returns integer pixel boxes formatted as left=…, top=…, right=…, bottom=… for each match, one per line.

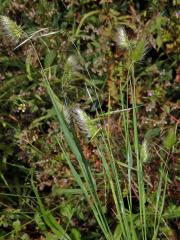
left=0, top=6, right=178, bottom=239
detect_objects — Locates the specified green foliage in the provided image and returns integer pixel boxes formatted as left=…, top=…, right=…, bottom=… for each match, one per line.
left=44, top=49, right=57, bottom=68
left=32, top=176, right=71, bottom=239
left=70, top=228, right=82, bottom=240
left=0, top=1, right=179, bottom=239
left=13, top=219, right=21, bottom=233
left=163, top=128, right=177, bottom=149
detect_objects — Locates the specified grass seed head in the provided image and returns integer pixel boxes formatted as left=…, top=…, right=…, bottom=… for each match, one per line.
left=115, top=27, right=129, bottom=49
left=0, top=16, right=24, bottom=44
left=62, top=106, right=73, bottom=126
left=140, top=139, right=150, bottom=163
left=66, top=55, right=82, bottom=73
left=72, top=107, right=91, bottom=139
left=131, top=38, right=151, bottom=63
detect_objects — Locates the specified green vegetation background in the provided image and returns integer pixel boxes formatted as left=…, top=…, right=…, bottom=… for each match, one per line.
left=0, top=0, right=179, bottom=239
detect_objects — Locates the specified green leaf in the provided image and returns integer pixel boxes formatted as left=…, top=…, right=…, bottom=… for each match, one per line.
left=34, top=212, right=47, bottom=231
left=70, top=228, right=82, bottom=240
left=21, top=233, right=30, bottom=240
left=145, top=128, right=160, bottom=140
left=45, top=232, right=60, bottom=240
left=163, top=204, right=180, bottom=219
left=44, top=50, right=56, bottom=68
left=12, top=219, right=21, bottom=233
left=113, top=223, right=123, bottom=239
left=60, top=203, right=74, bottom=219
left=163, top=128, right=176, bottom=149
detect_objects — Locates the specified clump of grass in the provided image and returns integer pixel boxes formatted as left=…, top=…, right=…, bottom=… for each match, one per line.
left=0, top=16, right=171, bottom=240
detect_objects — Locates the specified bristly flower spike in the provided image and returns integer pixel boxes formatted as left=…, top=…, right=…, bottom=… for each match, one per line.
left=115, top=27, right=129, bottom=49
left=66, top=55, right=82, bottom=73
left=0, top=16, right=24, bottom=44
left=131, top=38, right=151, bottom=63
left=71, top=107, right=98, bottom=141
left=62, top=105, right=72, bottom=126
left=72, top=108, right=91, bottom=139
left=140, top=139, right=149, bottom=163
